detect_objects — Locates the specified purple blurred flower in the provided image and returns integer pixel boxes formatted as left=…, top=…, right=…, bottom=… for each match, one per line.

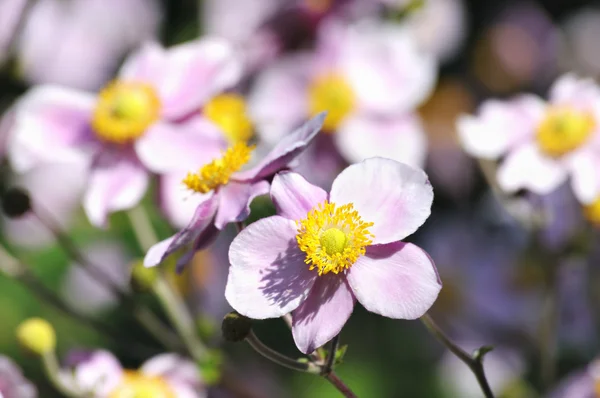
left=144, top=114, right=325, bottom=271
left=16, top=0, right=162, bottom=90
left=8, top=38, right=242, bottom=227
left=225, top=158, right=440, bottom=353
left=547, top=359, right=600, bottom=398
left=0, top=356, right=36, bottom=398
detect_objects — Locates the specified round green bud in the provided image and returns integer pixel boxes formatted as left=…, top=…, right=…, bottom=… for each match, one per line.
left=16, top=318, right=56, bottom=355
left=221, top=311, right=253, bottom=342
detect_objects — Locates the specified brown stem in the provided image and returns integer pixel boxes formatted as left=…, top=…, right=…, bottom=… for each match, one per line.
left=325, top=372, right=358, bottom=398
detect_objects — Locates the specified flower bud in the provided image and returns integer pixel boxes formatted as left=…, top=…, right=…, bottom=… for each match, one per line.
left=16, top=318, right=56, bottom=355
left=221, top=311, right=253, bottom=342
left=1, top=187, right=31, bottom=218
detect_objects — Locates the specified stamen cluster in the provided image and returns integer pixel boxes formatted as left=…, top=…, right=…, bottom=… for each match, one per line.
left=296, top=200, right=373, bottom=275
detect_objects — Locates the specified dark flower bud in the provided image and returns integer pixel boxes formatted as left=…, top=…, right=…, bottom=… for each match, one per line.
left=221, top=311, right=253, bottom=342
left=1, top=187, right=31, bottom=218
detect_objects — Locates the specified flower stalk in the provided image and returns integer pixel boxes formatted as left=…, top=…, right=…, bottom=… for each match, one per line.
left=421, top=313, right=496, bottom=398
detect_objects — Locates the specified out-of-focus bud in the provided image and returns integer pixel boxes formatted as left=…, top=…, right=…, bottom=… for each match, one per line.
left=1, top=187, right=31, bottom=218
left=16, top=318, right=56, bottom=355
left=131, top=259, right=157, bottom=291
left=221, top=311, right=253, bottom=342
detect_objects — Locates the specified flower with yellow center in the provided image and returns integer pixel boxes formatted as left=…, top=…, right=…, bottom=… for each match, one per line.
left=308, top=73, right=356, bottom=132
left=536, top=106, right=595, bottom=157
left=296, top=201, right=374, bottom=275
left=204, top=94, right=254, bottom=143
left=182, top=142, right=254, bottom=194
left=92, top=81, right=161, bottom=144
left=108, top=371, right=175, bottom=398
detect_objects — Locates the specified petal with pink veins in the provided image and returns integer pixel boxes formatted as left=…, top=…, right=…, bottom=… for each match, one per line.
left=292, top=275, right=354, bottom=354
left=83, top=153, right=149, bottom=227
left=135, top=117, right=227, bottom=173
left=214, top=180, right=270, bottom=229
left=497, top=143, right=568, bottom=195
left=270, top=171, right=327, bottom=221
left=9, top=85, right=96, bottom=172
left=226, top=216, right=317, bottom=319
left=330, top=158, right=433, bottom=244
left=347, top=242, right=441, bottom=319
left=336, top=112, right=427, bottom=168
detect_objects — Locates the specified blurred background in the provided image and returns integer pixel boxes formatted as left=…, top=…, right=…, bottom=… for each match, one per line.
left=1, top=0, right=600, bottom=397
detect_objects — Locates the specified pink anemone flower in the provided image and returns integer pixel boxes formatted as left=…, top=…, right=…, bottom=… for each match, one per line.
left=249, top=18, right=436, bottom=168
left=69, top=350, right=203, bottom=398
left=458, top=73, right=600, bottom=204
left=225, top=157, right=441, bottom=353
left=144, top=114, right=326, bottom=271
left=8, top=38, right=242, bottom=226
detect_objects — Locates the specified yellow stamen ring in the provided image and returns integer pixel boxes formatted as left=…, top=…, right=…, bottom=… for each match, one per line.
left=182, top=142, right=254, bottom=194
left=308, top=73, right=356, bottom=132
left=92, top=81, right=161, bottom=144
left=204, top=93, right=254, bottom=143
left=296, top=201, right=373, bottom=275
left=536, top=106, right=595, bottom=157
left=108, top=370, right=175, bottom=398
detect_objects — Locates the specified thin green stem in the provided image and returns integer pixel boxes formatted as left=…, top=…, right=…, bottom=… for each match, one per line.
left=245, top=331, right=321, bottom=374
left=126, top=206, right=159, bottom=252
left=421, top=314, right=495, bottom=398
left=154, top=274, right=207, bottom=361
left=133, top=306, right=184, bottom=353
left=41, top=352, right=81, bottom=398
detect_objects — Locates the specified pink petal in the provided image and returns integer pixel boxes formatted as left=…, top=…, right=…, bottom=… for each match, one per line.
left=74, top=350, right=123, bottom=396
left=292, top=275, right=354, bottom=354
left=549, top=73, right=600, bottom=108
left=157, top=38, right=243, bottom=119
left=270, top=171, right=327, bottom=221
left=83, top=153, right=149, bottom=227
left=340, top=21, right=437, bottom=114
left=457, top=95, right=544, bottom=160
left=347, top=242, right=441, bottom=319
left=159, top=172, right=213, bottom=229
left=141, top=354, right=202, bottom=390
left=8, top=85, right=95, bottom=172
left=233, top=113, right=325, bottom=181
left=143, top=194, right=219, bottom=268
left=248, top=53, right=312, bottom=144
left=135, top=117, right=227, bottom=173
left=214, top=180, right=270, bottom=229
left=497, top=143, right=568, bottom=195
left=225, top=216, right=317, bottom=319
left=336, top=113, right=427, bottom=168
left=118, top=41, right=167, bottom=82
left=568, top=150, right=600, bottom=204
left=329, top=158, right=433, bottom=244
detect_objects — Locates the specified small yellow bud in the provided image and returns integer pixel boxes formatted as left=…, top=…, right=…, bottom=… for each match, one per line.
left=16, top=318, right=56, bottom=355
